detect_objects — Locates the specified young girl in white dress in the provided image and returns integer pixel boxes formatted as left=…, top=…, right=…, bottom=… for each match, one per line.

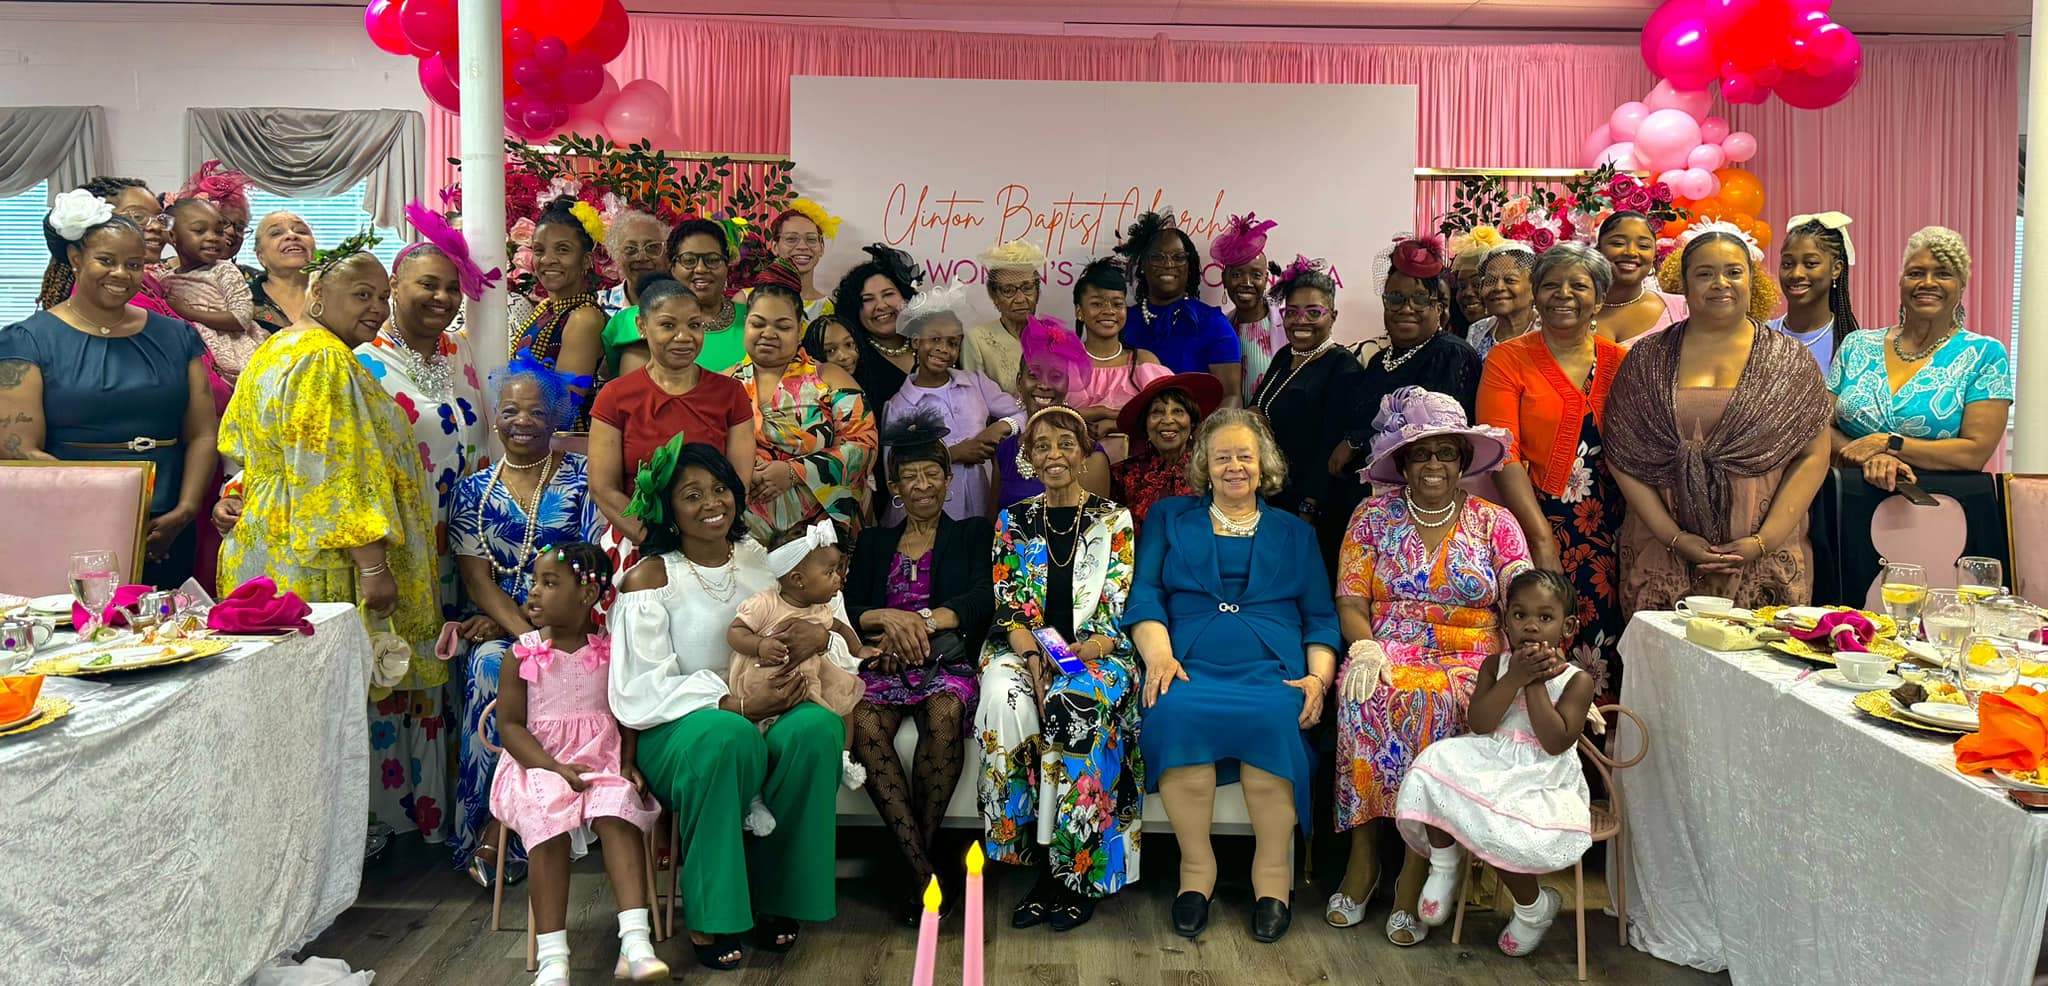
left=1394, top=569, right=1598, bottom=957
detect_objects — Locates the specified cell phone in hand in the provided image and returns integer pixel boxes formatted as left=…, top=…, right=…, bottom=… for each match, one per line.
left=1894, top=482, right=1939, bottom=507
left=1032, top=627, right=1088, bottom=674
left=2008, top=790, right=2048, bottom=812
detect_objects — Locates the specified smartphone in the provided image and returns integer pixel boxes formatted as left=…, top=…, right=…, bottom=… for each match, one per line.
left=1894, top=482, right=1940, bottom=507
left=2008, top=790, right=2048, bottom=812
left=1031, top=626, right=1088, bottom=674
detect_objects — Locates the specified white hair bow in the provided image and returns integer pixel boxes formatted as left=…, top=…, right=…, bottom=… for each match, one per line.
left=767, top=519, right=839, bottom=578
left=1679, top=220, right=1765, bottom=263
left=1785, top=211, right=1856, bottom=266
left=47, top=188, right=115, bottom=243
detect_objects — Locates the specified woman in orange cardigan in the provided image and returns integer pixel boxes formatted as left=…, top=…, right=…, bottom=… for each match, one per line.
left=1476, top=243, right=1627, bottom=704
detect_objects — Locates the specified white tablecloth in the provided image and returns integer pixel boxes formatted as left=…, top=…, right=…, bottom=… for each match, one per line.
left=0, top=603, right=370, bottom=986
left=1618, top=612, right=2048, bottom=986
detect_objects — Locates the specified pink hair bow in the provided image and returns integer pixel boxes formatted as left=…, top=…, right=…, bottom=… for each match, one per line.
left=177, top=159, right=253, bottom=209
left=404, top=201, right=505, bottom=301
left=513, top=630, right=612, bottom=682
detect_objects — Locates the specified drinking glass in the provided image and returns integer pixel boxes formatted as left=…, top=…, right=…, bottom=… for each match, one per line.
left=1921, top=588, right=1974, bottom=680
left=68, top=549, right=118, bottom=637
left=1957, top=634, right=2022, bottom=709
left=1956, top=556, right=2005, bottom=602
left=1879, top=561, right=1928, bottom=629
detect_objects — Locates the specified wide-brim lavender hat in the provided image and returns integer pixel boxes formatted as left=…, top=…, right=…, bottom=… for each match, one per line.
left=1362, top=385, right=1510, bottom=486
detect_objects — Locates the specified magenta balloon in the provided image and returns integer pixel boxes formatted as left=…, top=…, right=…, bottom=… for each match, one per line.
left=1641, top=0, right=1704, bottom=74
left=523, top=102, right=559, bottom=131
left=1812, top=19, right=1852, bottom=61
left=1596, top=141, right=1642, bottom=170
left=364, top=0, right=411, bottom=55
left=1789, top=0, right=1830, bottom=11
left=533, top=36, right=568, bottom=65
left=442, top=43, right=464, bottom=85
left=1698, top=115, right=1730, bottom=144
left=1656, top=19, right=1720, bottom=90
left=511, top=58, right=548, bottom=90
left=1722, top=74, right=1765, bottom=104
left=1609, top=101, right=1650, bottom=141
left=1702, top=0, right=1754, bottom=38
left=522, top=77, right=557, bottom=103
left=582, top=0, right=631, bottom=63
left=1686, top=143, right=1727, bottom=171
left=1582, top=123, right=1614, bottom=169
left=556, top=54, right=605, bottom=104
left=419, top=54, right=462, bottom=113
left=1721, top=131, right=1758, bottom=163
left=398, top=0, right=457, bottom=54
left=506, top=27, right=536, bottom=56
left=1633, top=108, right=1704, bottom=172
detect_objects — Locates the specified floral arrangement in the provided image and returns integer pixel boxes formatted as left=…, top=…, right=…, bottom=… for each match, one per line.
left=438, top=132, right=799, bottom=296
left=1439, top=163, right=1689, bottom=261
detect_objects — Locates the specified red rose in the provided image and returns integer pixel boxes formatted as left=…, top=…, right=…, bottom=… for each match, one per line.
left=1505, top=221, right=1537, bottom=243
left=1609, top=174, right=1642, bottom=198
left=1527, top=228, right=1558, bottom=253
left=1649, top=182, right=1674, bottom=202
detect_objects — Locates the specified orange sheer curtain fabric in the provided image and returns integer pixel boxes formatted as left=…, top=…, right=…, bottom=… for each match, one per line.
left=425, top=20, right=2017, bottom=348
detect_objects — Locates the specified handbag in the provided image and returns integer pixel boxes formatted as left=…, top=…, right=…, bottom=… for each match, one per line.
left=366, top=614, right=413, bottom=698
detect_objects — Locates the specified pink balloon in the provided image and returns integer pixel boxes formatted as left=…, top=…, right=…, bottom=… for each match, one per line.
left=644, top=128, right=683, bottom=150
left=595, top=70, right=621, bottom=103
left=1609, top=101, right=1650, bottom=141
left=399, top=0, right=457, bottom=55
left=534, top=36, right=568, bottom=65
left=1699, top=115, right=1731, bottom=144
left=604, top=90, right=667, bottom=141
left=1678, top=167, right=1718, bottom=200
left=1633, top=108, right=1704, bottom=173
left=522, top=77, right=557, bottom=103
left=559, top=110, right=606, bottom=139
left=506, top=27, right=536, bottom=56
left=1596, top=141, right=1643, bottom=170
left=1645, top=78, right=1714, bottom=119
left=620, top=79, right=667, bottom=102
left=1657, top=168, right=1689, bottom=191
left=511, top=57, right=549, bottom=90
left=581, top=0, right=631, bottom=63
left=418, top=54, right=461, bottom=113
left=556, top=53, right=605, bottom=104
left=364, top=0, right=411, bottom=56
left=1686, top=143, right=1727, bottom=171
left=1641, top=0, right=1705, bottom=75
left=1582, top=124, right=1614, bottom=168
left=1721, top=131, right=1758, bottom=163
left=1656, top=18, right=1719, bottom=90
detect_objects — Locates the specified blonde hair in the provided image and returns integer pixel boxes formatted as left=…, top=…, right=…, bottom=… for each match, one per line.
left=1904, top=225, right=1972, bottom=285
left=1186, top=408, right=1287, bottom=497
left=1657, top=236, right=1780, bottom=323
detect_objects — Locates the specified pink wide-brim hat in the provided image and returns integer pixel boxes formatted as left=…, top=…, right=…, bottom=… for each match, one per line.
left=1362, top=386, right=1510, bottom=486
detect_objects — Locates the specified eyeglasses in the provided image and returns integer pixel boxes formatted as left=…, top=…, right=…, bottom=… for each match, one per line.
left=1281, top=305, right=1331, bottom=321
left=990, top=280, right=1038, bottom=298
left=1380, top=292, right=1440, bottom=311
left=1404, top=445, right=1465, bottom=463
left=117, top=210, right=172, bottom=231
left=617, top=240, right=664, bottom=258
left=1144, top=252, right=1191, bottom=271
left=219, top=222, right=248, bottom=238
left=674, top=252, right=727, bottom=270
left=777, top=234, right=824, bottom=249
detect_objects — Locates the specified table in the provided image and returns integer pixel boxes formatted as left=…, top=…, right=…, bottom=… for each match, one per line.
left=1617, top=613, right=2048, bottom=986
left=0, top=603, right=371, bottom=986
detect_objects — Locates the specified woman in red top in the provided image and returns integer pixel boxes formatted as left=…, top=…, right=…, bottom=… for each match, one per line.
left=1110, top=372, right=1222, bottom=529
left=590, top=273, right=754, bottom=585
left=1476, top=242, right=1627, bottom=704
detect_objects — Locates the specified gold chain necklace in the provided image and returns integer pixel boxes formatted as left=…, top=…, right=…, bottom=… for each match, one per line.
left=1043, top=498, right=1083, bottom=568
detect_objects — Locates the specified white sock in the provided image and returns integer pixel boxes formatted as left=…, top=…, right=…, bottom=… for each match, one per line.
left=1428, top=843, right=1462, bottom=874
left=841, top=750, right=867, bottom=789
left=617, top=907, right=655, bottom=961
left=745, top=794, right=778, bottom=837
left=1416, top=842, right=1464, bottom=926
left=534, top=930, right=570, bottom=984
left=1512, top=890, right=1551, bottom=925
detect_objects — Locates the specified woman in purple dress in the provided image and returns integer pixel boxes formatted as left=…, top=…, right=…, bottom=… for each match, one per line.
left=844, top=405, right=996, bottom=920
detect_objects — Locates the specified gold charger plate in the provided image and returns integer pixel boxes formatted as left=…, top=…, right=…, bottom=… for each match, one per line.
left=27, top=639, right=233, bottom=677
left=1765, top=634, right=1908, bottom=666
left=0, top=696, right=71, bottom=739
left=1754, top=605, right=1900, bottom=638
left=1851, top=690, right=1972, bottom=735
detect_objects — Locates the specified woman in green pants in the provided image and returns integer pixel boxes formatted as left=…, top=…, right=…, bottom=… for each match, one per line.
left=609, top=437, right=839, bottom=971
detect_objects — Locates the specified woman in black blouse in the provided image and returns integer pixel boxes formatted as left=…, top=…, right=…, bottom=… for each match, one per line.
left=1245, top=256, right=1366, bottom=573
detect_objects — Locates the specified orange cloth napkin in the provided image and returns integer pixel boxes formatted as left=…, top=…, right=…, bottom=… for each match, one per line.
left=1954, top=685, right=2048, bottom=775
left=0, top=675, right=44, bottom=723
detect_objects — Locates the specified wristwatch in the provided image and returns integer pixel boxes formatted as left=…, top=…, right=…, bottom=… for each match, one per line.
left=918, top=608, right=938, bottom=633
left=1886, top=433, right=1904, bottom=453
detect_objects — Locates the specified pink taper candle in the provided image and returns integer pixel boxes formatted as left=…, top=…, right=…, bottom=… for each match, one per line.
left=963, top=842, right=985, bottom=986
left=911, top=875, right=941, bottom=986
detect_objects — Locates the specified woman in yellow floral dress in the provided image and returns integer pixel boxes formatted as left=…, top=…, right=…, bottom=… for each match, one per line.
left=219, top=239, right=448, bottom=848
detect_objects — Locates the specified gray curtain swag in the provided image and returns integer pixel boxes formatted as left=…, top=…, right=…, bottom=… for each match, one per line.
left=0, top=107, right=107, bottom=203
left=186, top=107, right=423, bottom=232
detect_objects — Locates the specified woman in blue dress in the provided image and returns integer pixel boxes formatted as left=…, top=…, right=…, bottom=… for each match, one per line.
left=1828, top=225, right=2013, bottom=491
left=1129, top=407, right=1340, bottom=945
left=446, top=359, right=600, bottom=883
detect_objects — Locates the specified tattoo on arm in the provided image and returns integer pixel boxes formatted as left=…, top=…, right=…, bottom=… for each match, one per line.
left=0, top=362, right=28, bottom=390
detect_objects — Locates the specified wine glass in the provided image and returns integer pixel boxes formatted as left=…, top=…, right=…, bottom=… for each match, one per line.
left=1956, top=556, right=2005, bottom=603
left=69, top=549, right=119, bottom=638
left=1957, top=633, right=2022, bottom=709
left=1879, top=561, right=1928, bottom=630
left=1921, top=588, right=1974, bottom=681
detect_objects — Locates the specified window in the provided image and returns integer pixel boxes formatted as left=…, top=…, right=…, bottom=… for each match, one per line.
left=0, top=182, right=51, bottom=323
left=236, top=181, right=403, bottom=272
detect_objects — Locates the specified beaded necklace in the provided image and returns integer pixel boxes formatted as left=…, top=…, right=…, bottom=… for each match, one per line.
left=376, top=324, right=455, bottom=401
left=511, top=292, right=597, bottom=366
left=477, top=453, right=559, bottom=581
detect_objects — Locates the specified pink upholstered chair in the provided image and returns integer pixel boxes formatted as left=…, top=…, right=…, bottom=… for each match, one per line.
left=2007, top=476, right=2048, bottom=602
left=0, top=460, right=153, bottom=595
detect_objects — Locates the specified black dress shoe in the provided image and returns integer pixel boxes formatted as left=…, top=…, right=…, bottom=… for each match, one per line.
left=1252, top=896, right=1292, bottom=943
left=1048, top=891, right=1097, bottom=933
left=1171, top=891, right=1212, bottom=938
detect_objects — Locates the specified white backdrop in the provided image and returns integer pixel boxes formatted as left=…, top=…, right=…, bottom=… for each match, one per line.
left=790, top=78, right=1417, bottom=345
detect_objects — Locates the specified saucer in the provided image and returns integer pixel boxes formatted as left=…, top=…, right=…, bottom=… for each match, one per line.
left=1816, top=669, right=1902, bottom=691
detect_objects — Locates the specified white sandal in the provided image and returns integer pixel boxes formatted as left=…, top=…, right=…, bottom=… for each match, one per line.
left=1324, top=868, right=1381, bottom=928
left=1385, top=908, right=1428, bottom=947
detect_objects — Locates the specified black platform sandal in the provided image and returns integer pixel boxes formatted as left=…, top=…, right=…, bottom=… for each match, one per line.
left=691, top=934, right=743, bottom=971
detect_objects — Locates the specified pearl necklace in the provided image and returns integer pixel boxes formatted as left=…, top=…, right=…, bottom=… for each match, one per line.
left=1599, top=282, right=1648, bottom=310
left=1209, top=503, right=1261, bottom=537
left=480, top=453, right=557, bottom=579
left=683, top=545, right=739, bottom=602
left=1088, top=341, right=1126, bottom=363
left=1403, top=488, right=1460, bottom=529
left=1380, top=333, right=1436, bottom=372
left=1251, top=339, right=1335, bottom=418
left=378, top=324, right=454, bottom=401
left=871, top=333, right=912, bottom=357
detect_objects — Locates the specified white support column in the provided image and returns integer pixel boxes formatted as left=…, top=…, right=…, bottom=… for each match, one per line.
left=457, top=0, right=508, bottom=384
left=2017, top=5, right=2048, bottom=471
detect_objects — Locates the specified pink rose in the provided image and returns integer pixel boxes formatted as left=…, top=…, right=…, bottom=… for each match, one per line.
left=1609, top=174, right=1641, bottom=198
left=1527, top=227, right=1559, bottom=253
left=1648, top=182, right=1674, bottom=202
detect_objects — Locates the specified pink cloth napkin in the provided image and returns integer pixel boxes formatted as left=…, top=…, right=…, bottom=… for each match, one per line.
left=1790, top=610, right=1876, bottom=653
left=206, top=577, right=314, bottom=635
left=73, top=584, right=150, bottom=628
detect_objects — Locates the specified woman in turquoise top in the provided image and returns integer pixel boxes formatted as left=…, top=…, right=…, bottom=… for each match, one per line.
left=602, top=216, right=747, bottom=375
left=1827, top=226, right=2012, bottom=491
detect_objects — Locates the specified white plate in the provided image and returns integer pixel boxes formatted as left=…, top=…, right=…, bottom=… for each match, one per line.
left=1995, top=770, right=2048, bottom=793
left=1779, top=606, right=1833, bottom=625
left=26, top=595, right=71, bottom=615
left=1898, top=638, right=1944, bottom=664
left=75, top=644, right=194, bottom=669
left=1816, top=669, right=1903, bottom=690
left=1906, top=701, right=1980, bottom=730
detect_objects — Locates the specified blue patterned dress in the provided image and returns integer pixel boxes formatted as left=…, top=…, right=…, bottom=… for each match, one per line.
left=1827, top=327, right=2013, bottom=440
left=446, top=452, right=601, bottom=868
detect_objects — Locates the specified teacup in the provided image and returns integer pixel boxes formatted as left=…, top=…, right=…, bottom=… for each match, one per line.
left=1836, top=651, right=1893, bottom=684
left=1676, top=595, right=1735, bottom=618
left=0, top=617, right=54, bottom=670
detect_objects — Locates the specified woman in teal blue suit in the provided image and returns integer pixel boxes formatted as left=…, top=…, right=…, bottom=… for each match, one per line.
left=1128, top=407, right=1340, bottom=945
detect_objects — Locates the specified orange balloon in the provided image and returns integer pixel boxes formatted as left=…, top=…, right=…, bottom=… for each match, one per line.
left=1715, top=168, right=1766, bottom=217
left=1686, top=196, right=1730, bottom=220
left=1750, top=217, right=1773, bottom=249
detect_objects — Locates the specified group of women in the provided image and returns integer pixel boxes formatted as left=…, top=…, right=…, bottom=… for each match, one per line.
left=0, top=175, right=2017, bottom=967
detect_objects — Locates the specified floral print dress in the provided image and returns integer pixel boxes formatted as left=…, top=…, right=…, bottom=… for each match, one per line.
left=733, top=357, right=878, bottom=543
left=1332, top=492, right=1531, bottom=828
left=974, top=494, right=1144, bottom=897
left=1539, top=411, right=1627, bottom=705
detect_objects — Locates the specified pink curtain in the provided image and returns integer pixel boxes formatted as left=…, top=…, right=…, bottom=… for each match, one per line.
left=427, top=19, right=2017, bottom=347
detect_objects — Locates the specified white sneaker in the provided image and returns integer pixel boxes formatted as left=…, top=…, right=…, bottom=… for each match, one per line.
left=841, top=750, right=868, bottom=789
left=744, top=794, right=778, bottom=837
left=1385, top=908, right=1428, bottom=946
left=1418, top=849, right=1463, bottom=926
left=1498, top=887, right=1564, bottom=957
left=531, top=958, right=570, bottom=986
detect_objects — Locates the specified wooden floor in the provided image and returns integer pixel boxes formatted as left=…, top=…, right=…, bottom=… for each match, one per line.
left=307, top=830, right=1730, bottom=986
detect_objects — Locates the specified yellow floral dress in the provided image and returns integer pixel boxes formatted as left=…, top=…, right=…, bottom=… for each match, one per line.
left=219, top=327, right=452, bottom=839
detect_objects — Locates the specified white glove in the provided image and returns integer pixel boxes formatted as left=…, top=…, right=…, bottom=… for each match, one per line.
left=1340, top=639, right=1390, bottom=704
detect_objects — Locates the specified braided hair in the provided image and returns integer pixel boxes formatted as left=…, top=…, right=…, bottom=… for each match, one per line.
left=1782, top=219, right=1860, bottom=348
left=38, top=178, right=153, bottom=310
left=1506, top=567, right=1578, bottom=616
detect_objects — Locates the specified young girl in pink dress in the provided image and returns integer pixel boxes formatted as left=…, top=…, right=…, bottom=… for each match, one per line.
left=157, top=196, right=265, bottom=385
left=1394, top=570, right=1597, bottom=958
left=491, top=542, right=666, bottom=985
